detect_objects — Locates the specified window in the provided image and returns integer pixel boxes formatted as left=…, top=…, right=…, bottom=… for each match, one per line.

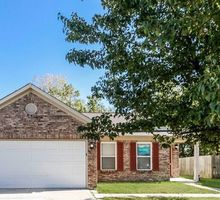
left=137, top=142, right=152, bottom=170
left=101, top=142, right=116, bottom=170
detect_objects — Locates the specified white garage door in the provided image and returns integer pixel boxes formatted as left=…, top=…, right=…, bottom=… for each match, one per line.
left=0, top=140, right=87, bottom=188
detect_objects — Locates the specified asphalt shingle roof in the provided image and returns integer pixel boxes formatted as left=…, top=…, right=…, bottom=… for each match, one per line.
left=82, top=112, right=171, bottom=136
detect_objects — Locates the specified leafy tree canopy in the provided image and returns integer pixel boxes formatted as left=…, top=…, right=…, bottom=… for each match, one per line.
left=60, top=0, right=220, bottom=145
left=179, top=143, right=220, bottom=157
left=34, top=74, right=110, bottom=112
left=86, top=95, right=110, bottom=112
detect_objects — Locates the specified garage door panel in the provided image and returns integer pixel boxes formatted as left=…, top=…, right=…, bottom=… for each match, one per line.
left=0, top=179, right=30, bottom=188
left=30, top=164, right=77, bottom=175
left=0, top=141, right=86, bottom=188
left=0, top=150, right=30, bottom=157
left=0, top=168, right=31, bottom=177
left=0, top=161, right=33, bottom=173
left=30, top=156, right=84, bottom=163
left=0, top=142, right=28, bottom=149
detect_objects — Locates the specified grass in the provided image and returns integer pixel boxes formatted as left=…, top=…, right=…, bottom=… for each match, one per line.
left=181, top=175, right=220, bottom=189
left=199, top=178, right=220, bottom=189
left=97, top=182, right=218, bottom=194
left=103, top=198, right=220, bottom=200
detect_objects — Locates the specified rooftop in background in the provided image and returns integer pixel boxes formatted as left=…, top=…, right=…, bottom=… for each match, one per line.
left=83, top=112, right=126, bottom=124
left=83, top=112, right=171, bottom=136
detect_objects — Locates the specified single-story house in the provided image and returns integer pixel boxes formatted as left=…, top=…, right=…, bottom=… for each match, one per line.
left=0, top=83, right=180, bottom=189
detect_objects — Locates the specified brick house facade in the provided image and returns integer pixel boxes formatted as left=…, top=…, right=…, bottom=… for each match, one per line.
left=0, top=84, right=179, bottom=189
left=97, top=139, right=179, bottom=183
left=0, top=84, right=97, bottom=189
left=98, top=141, right=170, bottom=182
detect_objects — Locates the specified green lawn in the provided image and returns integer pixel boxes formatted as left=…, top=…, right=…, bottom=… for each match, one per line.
left=104, top=198, right=220, bottom=200
left=181, top=176, right=220, bottom=189
left=200, top=178, right=220, bottom=188
left=97, top=182, right=218, bottom=194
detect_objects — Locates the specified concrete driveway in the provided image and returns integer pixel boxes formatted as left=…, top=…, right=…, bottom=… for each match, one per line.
left=0, top=189, right=95, bottom=200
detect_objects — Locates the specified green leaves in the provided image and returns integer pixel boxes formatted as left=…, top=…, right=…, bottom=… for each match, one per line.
left=192, top=66, right=220, bottom=127
left=61, top=0, right=220, bottom=146
left=34, top=74, right=110, bottom=113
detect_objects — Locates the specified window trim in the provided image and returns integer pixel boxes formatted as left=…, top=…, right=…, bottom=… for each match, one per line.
left=136, top=142, right=152, bottom=171
left=101, top=142, right=117, bottom=171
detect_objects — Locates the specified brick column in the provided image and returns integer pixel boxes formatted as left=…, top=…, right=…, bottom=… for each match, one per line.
left=87, top=140, right=98, bottom=189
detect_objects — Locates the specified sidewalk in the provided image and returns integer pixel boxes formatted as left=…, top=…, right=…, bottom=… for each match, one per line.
left=93, top=192, right=220, bottom=199
left=170, top=177, right=195, bottom=183
left=171, top=177, right=220, bottom=193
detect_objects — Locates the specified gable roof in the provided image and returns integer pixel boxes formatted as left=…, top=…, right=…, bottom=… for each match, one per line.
left=0, top=83, right=91, bottom=124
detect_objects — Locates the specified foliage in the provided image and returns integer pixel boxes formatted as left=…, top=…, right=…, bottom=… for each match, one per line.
left=34, top=74, right=86, bottom=111
left=179, top=143, right=194, bottom=158
left=86, top=95, right=108, bottom=112
left=179, top=143, right=220, bottom=157
left=34, top=74, right=109, bottom=112
left=60, top=1, right=220, bottom=145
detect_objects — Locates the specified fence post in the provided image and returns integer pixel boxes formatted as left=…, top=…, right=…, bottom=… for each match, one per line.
left=194, top=142, right=200, bottom=182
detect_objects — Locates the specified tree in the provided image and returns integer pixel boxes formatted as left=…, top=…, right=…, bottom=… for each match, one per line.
left=86, top=95, right=108, bottom=112
left=59, top=1, right=220, bottom=145
left=34, top=74, right=110, bottom=113
left=34, top=74, right=87, bottom=112
left=179, top=143, right=220, bottom=158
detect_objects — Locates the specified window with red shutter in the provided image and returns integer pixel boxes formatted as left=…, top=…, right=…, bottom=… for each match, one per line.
left=100, top=142, right=116, bottom=170
left=136, top=142, right=152, bottom=170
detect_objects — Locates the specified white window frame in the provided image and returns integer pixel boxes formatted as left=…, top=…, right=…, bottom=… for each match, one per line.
left=136, top=142, right=152, bottom=171
left=101, top=142, right=117, bottom=170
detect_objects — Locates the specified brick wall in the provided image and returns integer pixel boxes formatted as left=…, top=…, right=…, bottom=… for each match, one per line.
left=0, top=92, right=97, bottom=188
left=98, top=141, right=170, bottom=182
left=0, top=91, right=179, bottom=187
left=171, top=145, right=180, bottom=177
left=88, top=141, right=98, bottom=188
left=0, top=93, right=83, bottom=139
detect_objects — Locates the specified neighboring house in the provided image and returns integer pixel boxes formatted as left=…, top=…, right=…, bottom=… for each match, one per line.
left=0, top=84, right=180, bottom=189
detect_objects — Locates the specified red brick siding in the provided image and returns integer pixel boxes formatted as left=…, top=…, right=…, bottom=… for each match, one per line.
left=88, top=141, right=98, bottom=188
left=171, top=145, right=180, bottom=177
left=0, top=92, right=97, bottom=189
left=98, top=141, right=170, bottom=182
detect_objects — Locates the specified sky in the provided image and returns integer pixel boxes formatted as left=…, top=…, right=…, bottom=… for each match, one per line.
left=0, top=0, right=104, bottom=100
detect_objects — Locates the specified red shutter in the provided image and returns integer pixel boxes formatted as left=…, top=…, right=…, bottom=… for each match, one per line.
left=130, top=142, right=136, bottom=171
left=152, top=142, right=159, bottom=171
left=169, top=147, right=172, bottom=176
left=97, top=142, right=100, bottom=170
left=117, top=141, right=124, bottom=171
